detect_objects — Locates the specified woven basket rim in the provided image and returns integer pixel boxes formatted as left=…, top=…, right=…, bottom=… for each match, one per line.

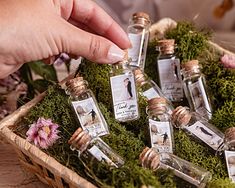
left=0, top=73, right=97, bottom=188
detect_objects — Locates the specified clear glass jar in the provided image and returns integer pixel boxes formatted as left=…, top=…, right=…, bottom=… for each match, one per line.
left=171, top=106, right=224, bottom=152
left=147, top=97, right=174, bottom=153
left=140, top=147, right=211, bottom=188
left=156, top=39, right=184, bottom=103
left=69, top=128, right=124, bottom=168
left=181, top=60, right=213, bottom=120
left=109, top=60, right=139, bottom=122
left=134, top=68, right=174, bottom=114
left=65, top=77, right=109, bottom=137
left=127, top=12, right=151, bottom=70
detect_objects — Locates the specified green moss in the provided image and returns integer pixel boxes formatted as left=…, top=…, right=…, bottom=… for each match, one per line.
left=13, top=21, right=235, bottom=188
left=165, top=21, right=211, bottom=63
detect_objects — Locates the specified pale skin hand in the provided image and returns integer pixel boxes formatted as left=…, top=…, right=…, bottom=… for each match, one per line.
left=0, top=0, right=131, bottom=79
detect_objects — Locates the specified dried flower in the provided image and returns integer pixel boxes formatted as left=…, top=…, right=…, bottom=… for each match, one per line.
left=26, top=117, right=60, bottom=149
left=220, top=54, right=235, bottom=69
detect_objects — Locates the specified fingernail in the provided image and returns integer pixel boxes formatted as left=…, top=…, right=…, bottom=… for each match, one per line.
left=107, top=45, right=125, bottom=64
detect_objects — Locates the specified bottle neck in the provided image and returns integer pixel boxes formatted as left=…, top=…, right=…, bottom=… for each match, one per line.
left=181, top=67, right=201, bottom=79
left=171, top=106, right=192, bottom=128
left=129, top=17, right=151, bottom=28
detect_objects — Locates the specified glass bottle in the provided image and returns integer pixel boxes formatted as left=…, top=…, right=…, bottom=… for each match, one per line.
left=171, top=106, right=224, bottom=152
left=109, top=59, right=139, bottom=122
left=134, top=68, right=174, bottom=114
left=69, top=128, right=124, bottom=168
left=224, top=127, right=235, bottom=182
left=65, top=77, right=109, bottom=137
left=140, top=147, right=211, bottom=188
left=127, top=12, right=151, bottom=70
left=181, top=60, right=213, bottom=120
left=156, top=39, right=184, bottom=103
left=147, top=97, right=174, bottom=153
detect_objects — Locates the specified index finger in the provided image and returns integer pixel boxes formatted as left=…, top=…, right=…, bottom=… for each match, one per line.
left=69, top=0, right=131, bottom=49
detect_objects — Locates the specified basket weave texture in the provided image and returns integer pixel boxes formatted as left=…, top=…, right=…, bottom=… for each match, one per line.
left=0, top=75, right=97, bottom=188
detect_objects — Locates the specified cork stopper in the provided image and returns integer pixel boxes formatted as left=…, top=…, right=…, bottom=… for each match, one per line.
left=139, top=147, right=160, bottom=170
left=133, top=69, right=146, bottom=86
left=171, top=106, right=192, bottom=128
left=68, top=128, right=92, bottom=153
left=132, top=12, right=151, bottom=26
left=148, top=97, right=168, bottom=116
left=182, top=60, right=200, bottom=72
left=224, top=127, right=235, bottom=150
left=65, top=77, right=88, bottom=95
left=157, top=39, right=175, bottom=55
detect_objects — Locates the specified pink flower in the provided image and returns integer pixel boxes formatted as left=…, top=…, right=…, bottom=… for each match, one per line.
left=220, top=54, right=235, bottom=69
left=26, top=118, right=60, bottom=149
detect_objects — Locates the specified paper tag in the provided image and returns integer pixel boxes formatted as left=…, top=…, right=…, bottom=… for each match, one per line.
left=128, top=31, right=149, bottom=68
left=185, top=121, right=223, bottom=151
left=188, top=78, right=212, bottom=119
left=142, top=87, right=160, bottom=100
left=88, top=145, right=117, bottom=168
left=149, top=119, right=173, bottom=153
left=225, top=150, right=235, bottom=182
left=72, top=97, right=108, bottom=137
left=157, top=58, right=184, bottom=101
left=110, top=73, right=139, bottom=121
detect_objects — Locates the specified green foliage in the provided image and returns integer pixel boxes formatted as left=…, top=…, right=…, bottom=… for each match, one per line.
left=165, top=21, right=211, bottom=63
left=15, top=21, right=235, bottom=188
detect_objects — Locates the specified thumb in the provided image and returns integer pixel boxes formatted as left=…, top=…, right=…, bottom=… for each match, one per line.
left=60, top=23, right=126, bottom=64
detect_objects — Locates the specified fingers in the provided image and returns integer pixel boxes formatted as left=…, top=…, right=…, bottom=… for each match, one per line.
left=60, top=21, right=125, bottom=64
left=69, top=0, right=131, bottom=49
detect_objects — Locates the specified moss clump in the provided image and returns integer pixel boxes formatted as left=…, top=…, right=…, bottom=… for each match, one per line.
left=14, top=21, right=235, bottom=188
left=165, top=21, right=211, bottom=63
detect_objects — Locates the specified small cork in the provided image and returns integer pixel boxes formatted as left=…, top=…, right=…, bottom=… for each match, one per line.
left=132, top=12, right=150, bottom=22
left=139, top=147, right=160, bottom=170
left=225, top=127, right=235, bottom=143
left=182, top=60, right=199, bottom=71
left=133, top=69, right=146, bottom=86
left=157, top=39, right=175, bottom=55
left=171, top=106, right=192, bottom=128
left=148, top=97, right=168, bottom=116
left=68, top=128, right=91, bottom=153
left=65, top=77, right=88, bottom=95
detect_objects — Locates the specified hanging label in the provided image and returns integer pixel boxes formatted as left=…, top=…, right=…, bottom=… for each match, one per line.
left=143, top=87, right=160, bottom=100
left=188, top=78, right=212, bottom=119
left=157, top=58, right=184, bottom=101
left=110, top=73, right=139, bottom=121
left=185, top=121, right=223, bottom=151
left=128, top=31, right=149, bottom=68
left=225, top=150, right=235, bottom=182
left=72, top=97, right=109, bottom=137
left=149, top=119, right=173, bottom=153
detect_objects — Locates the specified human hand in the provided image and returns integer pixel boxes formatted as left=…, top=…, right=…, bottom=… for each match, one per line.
left=0, top=0, right=131, bottom=79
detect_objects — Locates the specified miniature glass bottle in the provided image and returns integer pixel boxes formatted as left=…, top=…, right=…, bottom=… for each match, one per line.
left=224, top=127, right=235, bottom=182
left=181, top=60, right=213, bottom=120
left=65, top=77, right=109, bottom=137
left=69, top=128, right=124, bottom=168
left=134, top=68, right=174, bottom=114
left=156, top=39, right=184, bottom=103
left=127, top=12, right=151, bottom=70
left=140, top=147, right=211, bottom=188
left=109, top=60, right=139, bottom=122
left=147, top=97, right=174, bottom=153
left=171, top=106, right=224, bottom=152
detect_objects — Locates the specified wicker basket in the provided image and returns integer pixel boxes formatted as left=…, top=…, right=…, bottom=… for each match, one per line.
left=0, top=18, right=235, bottom=188
left=0, top=75, right=97, bottom=188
